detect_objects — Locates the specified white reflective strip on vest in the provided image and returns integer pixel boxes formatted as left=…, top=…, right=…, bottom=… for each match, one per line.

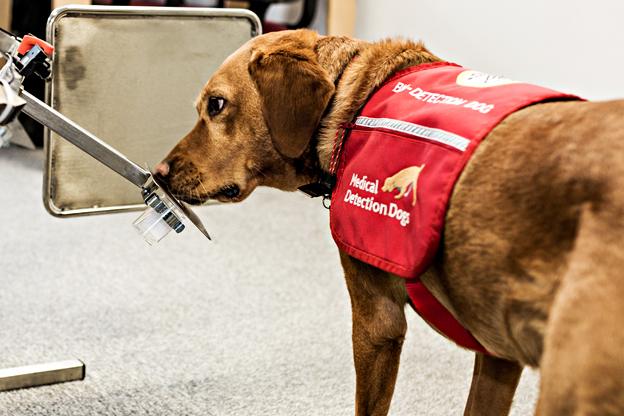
left=354, top=116, right=470, bottom=152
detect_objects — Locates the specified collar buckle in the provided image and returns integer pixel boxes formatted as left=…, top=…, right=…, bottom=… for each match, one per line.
left=298, top=172, right=335, bottom=200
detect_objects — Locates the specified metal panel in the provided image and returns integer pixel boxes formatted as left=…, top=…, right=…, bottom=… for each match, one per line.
left=45, top=6, right=260, bottom=216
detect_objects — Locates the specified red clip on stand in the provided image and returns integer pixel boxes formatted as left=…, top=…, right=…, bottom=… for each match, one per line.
left=11, top=33, right=55, bottom=79
left=17, top=34, right=55, bottom=57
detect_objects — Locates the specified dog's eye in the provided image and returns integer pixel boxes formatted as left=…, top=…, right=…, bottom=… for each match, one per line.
left=207, top=97, right=226, bottom=117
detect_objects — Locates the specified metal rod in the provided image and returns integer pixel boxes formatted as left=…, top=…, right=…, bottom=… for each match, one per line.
left=21, top=90, right=150, bottom=188
left=0, top=359, right=85, bottom=392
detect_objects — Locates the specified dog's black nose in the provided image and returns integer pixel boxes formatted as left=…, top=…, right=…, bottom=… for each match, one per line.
left=221, top=184, right=240, bottom=198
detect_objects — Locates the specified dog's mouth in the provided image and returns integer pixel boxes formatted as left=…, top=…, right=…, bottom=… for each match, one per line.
left=210, top=184, right=241, bottom=202
left=172, top=183, right=243, bottom=205
left=155, top=170, right=246, bottom=205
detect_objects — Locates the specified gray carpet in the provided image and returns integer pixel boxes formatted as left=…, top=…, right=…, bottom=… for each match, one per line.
left=0, top=146, right=539, bottom=415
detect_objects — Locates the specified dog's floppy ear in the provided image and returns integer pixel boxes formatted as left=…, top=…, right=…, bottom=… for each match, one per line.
left=249, top=39, right=335, bottom=159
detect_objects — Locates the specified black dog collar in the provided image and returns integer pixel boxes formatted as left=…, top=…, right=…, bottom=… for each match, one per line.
left=298, top=171, right=335, bottom=199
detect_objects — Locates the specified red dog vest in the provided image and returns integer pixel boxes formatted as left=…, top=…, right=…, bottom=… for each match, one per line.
left=329, top=62, right=579, bottom=353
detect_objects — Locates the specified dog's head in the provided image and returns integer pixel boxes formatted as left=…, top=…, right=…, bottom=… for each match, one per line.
left=155, top=29, right=338, bottom=204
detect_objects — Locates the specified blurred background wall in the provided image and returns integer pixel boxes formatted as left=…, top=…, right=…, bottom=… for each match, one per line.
left=355, top=0, right=624, bottom=101
left=3, top=0, right=623, bottom=139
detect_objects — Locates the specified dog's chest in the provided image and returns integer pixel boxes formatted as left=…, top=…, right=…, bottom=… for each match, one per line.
left=329, top=62, right=579, bottom=352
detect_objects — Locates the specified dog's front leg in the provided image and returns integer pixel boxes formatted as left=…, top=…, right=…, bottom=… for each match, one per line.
left=463, top=353, right=523, bottom=416
left=340, top=251, right=408, bottom=416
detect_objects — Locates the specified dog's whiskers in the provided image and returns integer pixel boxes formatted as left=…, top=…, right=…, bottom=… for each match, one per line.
left=198, top=178, right=210, bottom=198
left=251, top=166, right=268, bottom=179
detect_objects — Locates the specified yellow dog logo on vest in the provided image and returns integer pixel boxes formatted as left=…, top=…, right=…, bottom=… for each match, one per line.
left=382, top=164, right=425, bottom=207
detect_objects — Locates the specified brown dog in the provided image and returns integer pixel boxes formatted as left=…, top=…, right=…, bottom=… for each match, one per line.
left=156, top=29, right=624, bottom=415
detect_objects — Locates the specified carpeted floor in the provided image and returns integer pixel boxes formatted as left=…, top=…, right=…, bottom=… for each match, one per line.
left=0, top=146, right=539, bottom=415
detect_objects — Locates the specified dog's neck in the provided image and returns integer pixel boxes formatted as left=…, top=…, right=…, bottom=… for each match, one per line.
left=313, top=37, right=441, bottom=173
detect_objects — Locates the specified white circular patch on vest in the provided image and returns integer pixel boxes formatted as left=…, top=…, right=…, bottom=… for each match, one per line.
left=456, top=70, right=519, bottom=88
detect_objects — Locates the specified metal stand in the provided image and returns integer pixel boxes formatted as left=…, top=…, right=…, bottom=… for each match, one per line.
left=0, top=27, right=203, bottom=393
left=0, top=11, right=229, bottom=392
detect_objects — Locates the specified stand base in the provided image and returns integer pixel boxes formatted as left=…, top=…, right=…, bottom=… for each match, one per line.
left=0, top=359, right=85, bottom=392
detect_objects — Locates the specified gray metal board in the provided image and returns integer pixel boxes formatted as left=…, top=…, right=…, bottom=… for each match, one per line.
left=44, top=6, right=260, bottom=216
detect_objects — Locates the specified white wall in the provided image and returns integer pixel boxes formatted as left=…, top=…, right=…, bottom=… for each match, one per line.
left=265, top=0, right=327, bottom=34
left=355, top=0, right=624, bottom=100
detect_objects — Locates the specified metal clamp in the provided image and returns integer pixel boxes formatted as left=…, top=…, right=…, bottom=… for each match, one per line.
left=0, top=77, right=26, bottom=125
